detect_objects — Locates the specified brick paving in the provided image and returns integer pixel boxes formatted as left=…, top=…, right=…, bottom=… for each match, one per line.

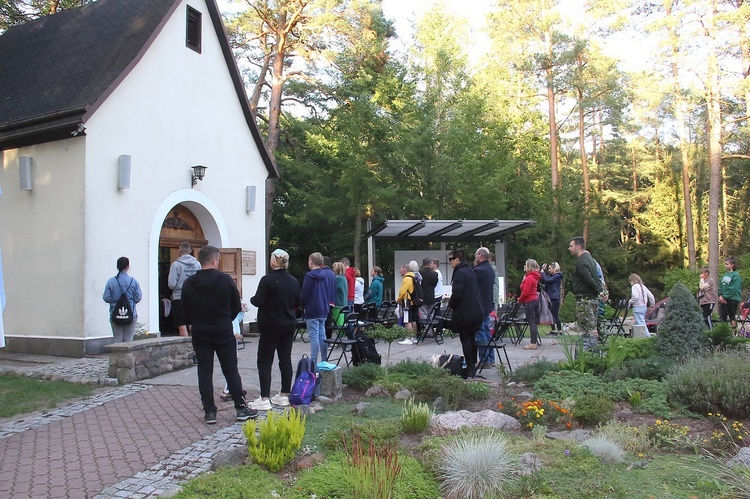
left=0, top=385, right=239, bottom=498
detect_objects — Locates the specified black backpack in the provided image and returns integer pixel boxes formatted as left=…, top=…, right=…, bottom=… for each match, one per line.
left=351, top=334, right=382, bottom=366
left=111, top=277, right=134, bottom=325
left=409, top=275, right=424, bottom=307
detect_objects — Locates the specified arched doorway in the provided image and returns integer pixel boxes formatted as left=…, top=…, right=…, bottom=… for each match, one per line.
left=158, top=204, right=207, bottom=335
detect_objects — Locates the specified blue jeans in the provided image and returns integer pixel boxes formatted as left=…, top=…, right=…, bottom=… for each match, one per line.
left=306, top=318, right=327, bottom=364
left=475, top=315, right=495, bottom=363
left=632, top=306, right=646, bottom=326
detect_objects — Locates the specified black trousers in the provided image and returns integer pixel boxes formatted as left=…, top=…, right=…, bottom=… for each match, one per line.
left=256, top=328, right=295, bottom=398
left=719, top=299, right=739, bottom=324
left=457, top=328, right=477, bottom=378
left=701, top=303, right=714, bottom=330
left=193, top=333, right=245, bottom=412
left=549, top=298, right=562, bottom=331
left=524, top=300, right=540, bottom=344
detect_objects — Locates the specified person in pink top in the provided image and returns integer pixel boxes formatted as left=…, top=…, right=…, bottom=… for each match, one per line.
left=518, top=259, right=542, bottom=350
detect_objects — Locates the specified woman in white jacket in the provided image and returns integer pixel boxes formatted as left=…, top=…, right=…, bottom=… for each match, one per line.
left=629, top=274, right=655, bottom=333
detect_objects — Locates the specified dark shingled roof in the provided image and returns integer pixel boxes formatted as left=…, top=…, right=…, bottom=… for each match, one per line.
left=0, top=0, right=278, bottom=178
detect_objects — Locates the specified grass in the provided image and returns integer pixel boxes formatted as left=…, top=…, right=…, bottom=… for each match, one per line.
left=0, top=375, right=96, bottom=418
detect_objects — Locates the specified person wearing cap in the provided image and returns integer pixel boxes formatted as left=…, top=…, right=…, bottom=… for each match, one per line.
left=248, top=249, right=301, bottom=411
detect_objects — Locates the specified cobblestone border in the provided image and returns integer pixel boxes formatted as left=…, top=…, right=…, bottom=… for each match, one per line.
left=0, top=357, right=116, bottom=386
left=0, top=384, right=151, bottom=440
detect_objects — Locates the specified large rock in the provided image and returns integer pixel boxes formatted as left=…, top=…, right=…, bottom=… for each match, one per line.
left=319, top=367, right=342, bottom=399
left=429, top=409, right=520, bottom=434
left=728, top=447, right=750, bottom=469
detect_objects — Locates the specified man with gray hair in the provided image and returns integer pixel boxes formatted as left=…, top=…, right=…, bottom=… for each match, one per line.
left=168, top=241, right=202, bottom=336
left=473, top=247, right=497, bottom=366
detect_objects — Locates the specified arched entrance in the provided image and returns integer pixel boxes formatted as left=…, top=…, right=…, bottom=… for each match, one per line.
left=158, top=204, right=207, bottom=335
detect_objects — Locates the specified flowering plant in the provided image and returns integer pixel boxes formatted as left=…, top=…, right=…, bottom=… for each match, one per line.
left=702, top=412, right=748, bottom=454
left=499, top=398, right=575, bottom=430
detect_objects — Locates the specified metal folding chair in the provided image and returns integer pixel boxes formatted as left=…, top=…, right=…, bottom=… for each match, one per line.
left=475, top=317, right=512, bottom=374
left=416, top=301, right=444, bottom=344
left=323, top=312, right=358, bottom=366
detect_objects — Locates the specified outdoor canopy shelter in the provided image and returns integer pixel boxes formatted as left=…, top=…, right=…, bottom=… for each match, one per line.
left=363, top=219, right=535, bottom=301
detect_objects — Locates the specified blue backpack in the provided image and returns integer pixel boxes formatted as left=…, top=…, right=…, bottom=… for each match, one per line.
left=289, top=355, right=319, bottom=406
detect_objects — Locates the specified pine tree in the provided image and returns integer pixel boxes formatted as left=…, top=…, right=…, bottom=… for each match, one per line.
left=655, top=282, right=710, bottom=360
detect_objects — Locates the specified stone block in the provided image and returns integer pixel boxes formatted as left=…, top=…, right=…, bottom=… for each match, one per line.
left=117, top=367, right=137, bottom=385
left=133, top=349, right=151, bottom=365
left=319, top=367, right=343, bottom=399
left=134, top=365, right=150, bottom=380
left=117, top=353, right=135, bottom=369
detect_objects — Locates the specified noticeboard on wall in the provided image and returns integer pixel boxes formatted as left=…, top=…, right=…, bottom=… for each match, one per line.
left=242, top=250, right=256, bottom=275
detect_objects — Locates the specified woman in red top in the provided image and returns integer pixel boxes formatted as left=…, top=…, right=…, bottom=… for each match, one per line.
left=518, top=259, right=542, bottom=350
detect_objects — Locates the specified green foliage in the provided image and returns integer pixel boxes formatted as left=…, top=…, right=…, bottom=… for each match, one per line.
left=0, top=375, right=95, bottom=418
left=646, top=419, right=692, bottom=450
left=295, top=451, right=441, bottom=498
left=244, top=408, right=306, bottom=472
left=389, top=358, right=437, bottom=378
left=465, top=381, right=491, bottom=400
left=342, top=433, right=401, bottom=498
left=655, top=282, right=711, bottom=360
left=437, top=432, right=519, bottom=499
left=661, top=268, right=700, bottom=296
left=595, top=421, right=651, bottom=454
left=406, top=368, right=469, bottom=410
left=342, top=362, right=384, bottom=390
left=322, top=418, right=402, bottom=452
left=573, top=394, right=615, bottom=426
left=368, top=324, right=408, bottom=344
left=704, top=321, right=747, bottom=350
left=174, top=464, right=288, bottom=498
left=606, top=356, right=675, bottom=381
left=665, top=351, right=750, bottom=418
left=401, top=398, right=433, bottom=434
left=559, top=293, right=577, bottom=323
left=509, top=358, right=561, bottom=384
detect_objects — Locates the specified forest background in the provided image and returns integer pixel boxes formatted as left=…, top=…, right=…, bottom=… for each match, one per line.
left=4, top=0, right=750, bottom=303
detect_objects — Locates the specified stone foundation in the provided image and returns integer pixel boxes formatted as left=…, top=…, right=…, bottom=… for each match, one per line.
left=105, top=337, right=194, bottom=385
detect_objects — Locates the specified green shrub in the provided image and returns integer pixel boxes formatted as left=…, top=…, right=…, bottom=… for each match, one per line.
left=661, top=268, right=700, bottom=296
left=244, top=408, right=306, bottom=472
left=407, top=369, right=468, bottom=409
left=655, top=282, right=711, bottom=360
left=605, top=356, right=675, bottom=381
left=509, top=359, right=561, bottom=384
left=343, top=433, right=401, bottom=498
left=581, top=435, right=625, bottom=463
left=559, top=292, right=576, bottom=323
left=573, top=394, right=614, bottom=426
left=322, top=418, right=402, bottom=451
left=342, top=362, right=384, bottom=389
left=595, top=421, right=650, bottom=453
left=665, top=351, right=750, bottom=418
left=704, top=322, right=746, bottom=350
left=389, top=358, right=437, bottom=378
left=533, top=371, right=609, bottom=400
left=465, top=381, right=491, bottom=400
left=437, top=432, right=518, bottom=499
left=618, top=337, right=659, bottom=361
left=401, top=398, right=433, bottom=434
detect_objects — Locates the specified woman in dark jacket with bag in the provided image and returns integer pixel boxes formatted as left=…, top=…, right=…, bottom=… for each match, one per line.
left=541, top=262, right=564, bottom=335
left=248, top=249, right=300, bottom=411
left=447, top=249, right=484, bottom=378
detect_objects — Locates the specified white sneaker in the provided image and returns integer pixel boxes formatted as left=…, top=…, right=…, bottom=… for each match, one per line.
left=248, top=397, right=272, bottom=411
left=398, top=338, right=414, bottom=345
left=270, top=394, right=290, bottom=407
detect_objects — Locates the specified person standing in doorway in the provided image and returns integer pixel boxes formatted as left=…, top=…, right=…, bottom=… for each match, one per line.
left=102, top=257, right=142, bottom=343
left=300, top=252, right=334, bottom=364
left=181, top=245, right=257, bottom=424
left=248, top=249, right=300, bottom=411
left=473, top=247, right=497, bottom=364
left=168, top=242, right=202, bottom=337
left=719, top=257, right=742, bottom=328
left=568, top=236, right=601, bottom=347
left=448, top=249, right=484, bottom=378
left=698, top=266, right=717, bottom=329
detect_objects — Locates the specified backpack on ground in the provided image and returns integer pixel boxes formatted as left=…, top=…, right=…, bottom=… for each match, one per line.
left=409, top=275, right=424, bottom=307
left=111, top=277, right=134, bottom=326
left=351, top=334, right=382, bottom=366
left=290, top=354, right=320, bottom=406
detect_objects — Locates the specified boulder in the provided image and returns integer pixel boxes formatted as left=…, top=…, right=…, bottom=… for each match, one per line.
left=728, top=447, right=750, bottom=469
left=429, top=409, right=520, bottom=434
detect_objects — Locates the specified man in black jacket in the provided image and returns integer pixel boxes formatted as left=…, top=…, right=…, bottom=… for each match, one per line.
left=419, top=258, right=438, bottom=319
left=182, top=245, right=257, bottom=424
left=473, top=247, right=497, bottom=366
left=448, top=249, right=484, bottom=378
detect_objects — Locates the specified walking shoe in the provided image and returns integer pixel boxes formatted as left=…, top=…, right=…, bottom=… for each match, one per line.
left=248, top=397, right=272, bottom=411
left=236, top=406, right=259, bottom=421
left=204, top=410, right=217, bottom=424
left=522, top=343, right=538, bottom=350
left=220, top=389, right=247, bottom=402
left=270, top=394, right=290, bottom=407
left=398, top=338, right=414, bottom=345
left=548, top=331, right=559, bottom=337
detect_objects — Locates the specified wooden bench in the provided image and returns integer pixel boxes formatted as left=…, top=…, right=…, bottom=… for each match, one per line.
left=105, top=336, right=194, bottom=385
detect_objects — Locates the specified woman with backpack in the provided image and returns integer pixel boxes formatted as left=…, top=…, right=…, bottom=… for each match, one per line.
left=102, top=256, right=142, bottom=342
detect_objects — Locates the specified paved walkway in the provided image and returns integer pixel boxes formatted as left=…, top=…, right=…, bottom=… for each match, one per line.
left=0, top=332, right=567, bottom=498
